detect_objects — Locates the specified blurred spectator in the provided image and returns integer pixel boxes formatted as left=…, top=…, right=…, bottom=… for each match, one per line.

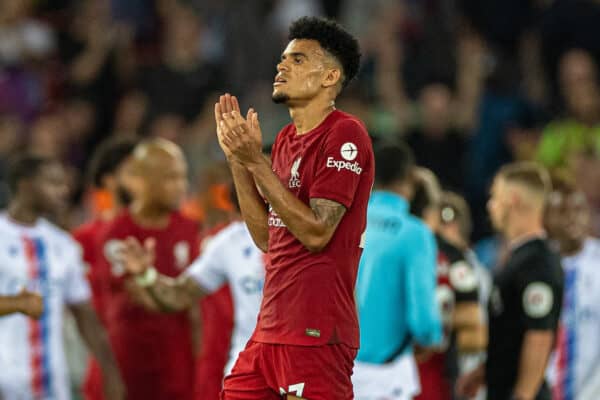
left=371, top=8, right=486, bottom=191
left=0, top=114, right=24, bottom=207
left=28, top=111, right=69, bottom=160
left=148, top=113, right=186, bottom=142
left=58, top=0, right=135, bottom=150
left=405, top=83, right=470, bottom=192
left=570, top=148, right=600, bottom=237
left=540, top=0, right=600, bottom=97
left=268, top=0, right=323, bottom=38
left=459, top=0, right=538, bottom=58
left=139, top=4, right=219, bottom=121
left=179, top=99, right=227, bottom=186
left=111, top=90, right=147, bottom=138
left=0, top=0, right=56, bottom=66
left=63, top=97, right=97, bottom=168
left=0, top=0, right=55, bottom=121
left=536, top=49, right=600, bottom=170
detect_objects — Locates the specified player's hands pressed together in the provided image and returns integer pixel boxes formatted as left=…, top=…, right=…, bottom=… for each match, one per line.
left=215, top=93, right=263, bottom=165
left=17, top=289, right=44, bottom=319
left=114, top=236, right=156, bottom=276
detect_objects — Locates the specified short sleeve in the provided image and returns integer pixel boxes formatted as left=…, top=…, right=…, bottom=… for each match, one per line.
left=184, top=237, right=226, bottom=293
left=309, top=119, right=372, bottom=209
left=448, top=259, right=479, bottom=303
left=63, top=242, right=92, bottom=305
left=517, top=258, right=562, bottom=330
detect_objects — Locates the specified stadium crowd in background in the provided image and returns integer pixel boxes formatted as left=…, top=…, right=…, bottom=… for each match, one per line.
left=0, top=0, right=599, bottom=399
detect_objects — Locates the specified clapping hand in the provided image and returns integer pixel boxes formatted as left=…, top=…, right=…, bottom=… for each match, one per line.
left=214, top=93, right=263, bottom=165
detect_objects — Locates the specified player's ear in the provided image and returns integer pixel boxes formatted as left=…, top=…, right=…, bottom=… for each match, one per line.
left=322, top=67, right=342, bottom=89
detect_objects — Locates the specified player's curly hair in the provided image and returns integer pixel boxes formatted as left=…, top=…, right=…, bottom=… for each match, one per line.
left=288, top=16, right=361, bottom=88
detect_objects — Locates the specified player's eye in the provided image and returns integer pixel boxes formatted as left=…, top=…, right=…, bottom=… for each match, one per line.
left=294, top=57, right=302, bottom=64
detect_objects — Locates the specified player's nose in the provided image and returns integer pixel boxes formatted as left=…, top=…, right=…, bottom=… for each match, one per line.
left=276, top=61, right=288, bottom=72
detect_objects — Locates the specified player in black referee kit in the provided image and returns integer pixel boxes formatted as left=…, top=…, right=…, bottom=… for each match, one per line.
left=457, top=162, right=564, bottom=400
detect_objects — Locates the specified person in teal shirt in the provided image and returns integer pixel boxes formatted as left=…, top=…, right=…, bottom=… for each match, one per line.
left=353, top=142, right=443, bottom=400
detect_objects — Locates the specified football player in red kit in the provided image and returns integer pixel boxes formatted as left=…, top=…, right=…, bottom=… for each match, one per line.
left=214, top=17, right=373, bottom=399
left=96, top=138, right=199, bottom=400
left=72, top=137, right=137, bottom=400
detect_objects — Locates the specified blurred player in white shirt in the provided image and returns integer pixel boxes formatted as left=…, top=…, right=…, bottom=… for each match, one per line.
left=0, top=154, right=123, bottom=400
left=545, top=175, right=600, bottom=400
left=186, top=220, right=265, bottom=375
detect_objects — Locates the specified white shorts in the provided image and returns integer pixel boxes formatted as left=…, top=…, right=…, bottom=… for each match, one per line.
left=352, top=353, right=420, bottom=400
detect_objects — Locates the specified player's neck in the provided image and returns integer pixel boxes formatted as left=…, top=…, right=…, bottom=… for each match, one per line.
left=129, top=200, right=171, bottom=229
left=7, top=200, right=40, bottom=226
left=506, top=217, right=545, bottom=246
left=289, top=100, right=335, bottom=135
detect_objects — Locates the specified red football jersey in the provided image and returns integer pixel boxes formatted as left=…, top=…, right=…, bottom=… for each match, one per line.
left=97, top=211, right=199, bottom=400
left=252, top=110, right=374, bottom=348
left=73, top=219, right=108, bottom=400
left=194, top=286, right=234, bottom=400
left=73, top=219, right=108, bottom=322
left=73, top=219, right=109, bottom=400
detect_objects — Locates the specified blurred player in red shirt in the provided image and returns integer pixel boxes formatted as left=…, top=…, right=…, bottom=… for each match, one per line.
left=213, top=17, right=373, bottom=399
left=72, top=137, right=137, bottom=400
left=96, top=138, right=199, bottom=400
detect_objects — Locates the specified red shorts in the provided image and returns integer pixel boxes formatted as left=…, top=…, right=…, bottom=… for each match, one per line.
left=221, top=341, right=356, bottom=400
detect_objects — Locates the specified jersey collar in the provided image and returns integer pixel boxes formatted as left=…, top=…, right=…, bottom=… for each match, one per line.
left=508, top=230, right=547, bottom=252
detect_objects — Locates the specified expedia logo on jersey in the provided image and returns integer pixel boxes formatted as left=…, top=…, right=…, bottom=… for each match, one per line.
left=267, top=204, right=286, bottom=228
left=289, top=157, right=302, bottom=188
left=326, top=142, right=362, bottom=175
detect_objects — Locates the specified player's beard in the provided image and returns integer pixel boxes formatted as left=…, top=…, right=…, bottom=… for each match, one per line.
left=116, top=185, right=133, bottom=206
left=272, top=91, right=290, bottom=104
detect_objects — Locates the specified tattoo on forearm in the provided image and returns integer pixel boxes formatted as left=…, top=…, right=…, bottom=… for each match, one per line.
left=310, top=198, right=347, bottom=228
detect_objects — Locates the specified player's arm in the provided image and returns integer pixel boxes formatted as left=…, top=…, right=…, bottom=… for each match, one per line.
left=0, top=290, right=43, bottom=318
left=218, top=95, right=351, bottom=252
left=142, top=274, right=206, bottom=313
left=69, top=301, right=125, bottom=400
left=215, top=95, right=269, bottom=251
left=454, top=302, right=487, bottom=352
left=449, top=260, right=487, bottom=352
left=406, top=229, right=443, bottom=347
left=243, top=153, right=345, bottom=252
left=229, top=161, right=269, bottom=252
left=513, top=330, right=554, bottom=399
left=123, top=277, right=162, bottom=311
left=513, top=264, right=561, bottom=399
left=114, top=237, right=209, bottom=312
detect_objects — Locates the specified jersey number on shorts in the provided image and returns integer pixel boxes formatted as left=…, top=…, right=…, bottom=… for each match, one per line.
left=280, top=382, right=305, bottom=397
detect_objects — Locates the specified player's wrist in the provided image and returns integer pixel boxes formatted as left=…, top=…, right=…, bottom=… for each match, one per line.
left=135, top=266, right=158, bottom=287
left=15, top=295, right=27, bottom=314
left=244, top=154, right=266, bottom=173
